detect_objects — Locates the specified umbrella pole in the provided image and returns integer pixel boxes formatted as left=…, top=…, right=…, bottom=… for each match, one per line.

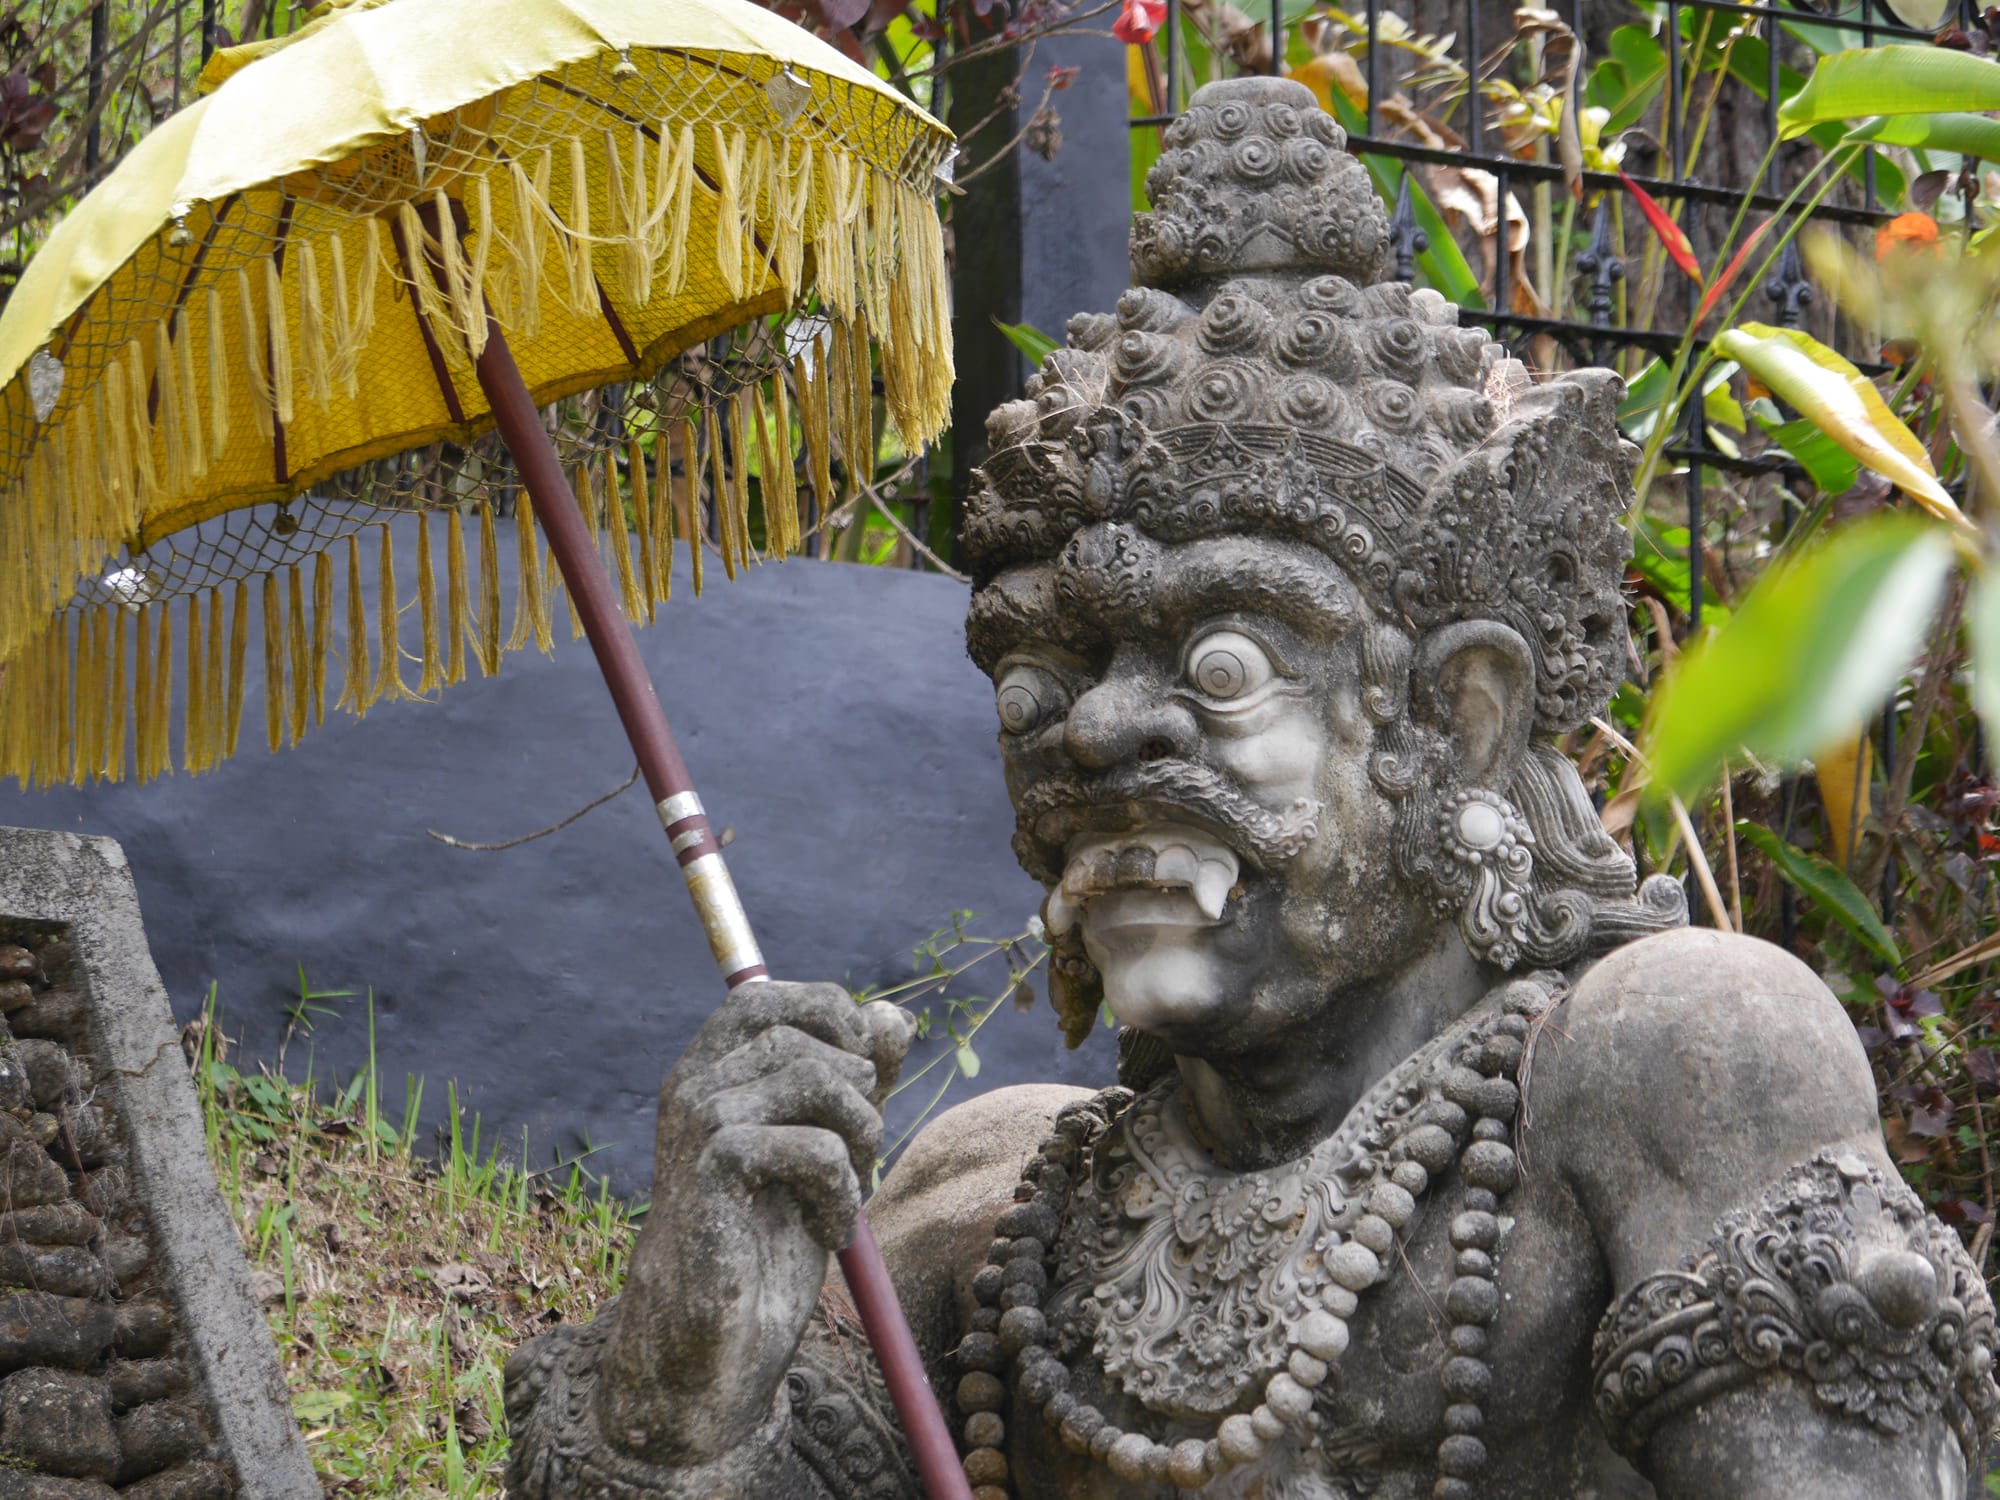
left=471, top=322, right=973, bottom=1500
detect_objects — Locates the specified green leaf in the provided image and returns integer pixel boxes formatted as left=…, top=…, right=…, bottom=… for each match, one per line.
left=1845, top=111, right=2000, bottom=163
left=1780, top=47, right=2000, bottom=138
left=1717, top=35, right=1905, bottom=203
left=1587, top=26, right=1667, bottom=134
left=954, top=1041, right=981, bottom=1079
left=1642, top=513, right=1955, bottom=803
left=1974, top=568, right=2000, bottom=754
left=292, top=1389, right=354, bottom=1425
left=1736, top=822, right=1901, bottom=966
left=1753, top=411, right=1862, bottom=495
left=992, top=318, right=1059, bottom=367
left=1714, top=323, right=1965, bottom=526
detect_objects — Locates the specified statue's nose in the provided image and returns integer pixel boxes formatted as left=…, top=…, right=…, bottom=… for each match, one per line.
left=1062, top=666, right=1198, bottom=770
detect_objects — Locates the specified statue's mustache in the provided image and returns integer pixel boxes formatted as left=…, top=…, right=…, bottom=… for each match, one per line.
left=1011, top=760, right=1322, bottom=884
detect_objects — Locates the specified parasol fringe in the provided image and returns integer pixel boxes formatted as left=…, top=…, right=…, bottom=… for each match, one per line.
left=183, top=593, right=204, bottom=775
left=661, top=125, right=696, bottom=297
left=565, top=463, right=592, bottom=641
left=173, top=307, right=205, bottom=481
left=605, top=456, right=644, bottom=623
left=475, top=499, right=502, bottom=676
left=286, top=563, right=309, bottom=746
left=771, top=371, right=800, bottom=554
left=74, top=607, right=99, bottom=781
left=153, top=320, right=190, bottom=499
left=704, top=403, right=735, bottom=580
left=55, top=616, right=75, bottom=787
left=328, top=226, right=379, bottom=400
left=712, top=125, right=747, bottom=301
left=373, top=523, right=415, bottom=702
left=679, top=415, right=703, bottom=596
left=123, top=341, right=160, bottom=509
left=416, top=509, right=442, bottom=694
left=773, top=141, right=810, bottom=298
left=297, top=238, right=331, bottom=411
left=310, top=550, right=331, bottom=727
left=558, top=137, right=596, bottom=318
left=225, top=579, right=248, bottom=759
left=261, top=572, right=283, bottom=752
left=204, top=586, right=225, bottom=766
left=337, top=533, right=370, bottom=718
left=134, top=605, right=155, bottom=780
left=399, top=202, right=466, bottom=371
left=265, top=257, right=295, bottom=426
left=497, top=153, right=550, bottom=341
left=445, top=506, right=469, bottom=686
left=236, top=266, right=276, bottom=440
left=206, top=287, right=230, bottom=463
left=108, top=604, right=128, bottom=783
left=151, top=598, right=173, bottom=780
left=435, top=189, right=487, bottom=363
left=796, top=352, right=832, bottom=534
left=511, top=490, right=554, bottom=656
left=605, top=126, right=650, bottom=307
left=629, top=441, right=656, bottom=619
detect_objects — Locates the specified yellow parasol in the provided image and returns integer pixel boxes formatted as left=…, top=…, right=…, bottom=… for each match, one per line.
left=0, top=0, right=965, bottom=1490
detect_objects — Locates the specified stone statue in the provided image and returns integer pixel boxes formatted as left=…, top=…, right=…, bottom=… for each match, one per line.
left=502, top=76, right=2000, bottom=1500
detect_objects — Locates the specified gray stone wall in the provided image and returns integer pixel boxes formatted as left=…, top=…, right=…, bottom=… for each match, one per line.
left=0, top=829, right=317, bottom=1499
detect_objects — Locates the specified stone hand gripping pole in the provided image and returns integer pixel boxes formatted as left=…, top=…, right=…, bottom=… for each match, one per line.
left=472, top=313, right=972, bottom=1500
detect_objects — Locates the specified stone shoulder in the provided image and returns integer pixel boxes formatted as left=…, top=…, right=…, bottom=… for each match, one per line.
left=1527, top=927, right=1887, bottom=1278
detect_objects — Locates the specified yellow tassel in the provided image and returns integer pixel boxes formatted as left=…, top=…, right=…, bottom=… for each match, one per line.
left=147, top=601, right=172, bottom=781
left=106, top=606, right=127, bottom=781
left=628, top=442, right=656, bottom=619
left=773, top=373, right=800, bottom=554
left=705, top=404, right=736, bottom=581
left=662, top=125, right=696, bottom=296
left=752, top=385, right=790, bottom=558
left=796, top=355, right=831, bottom=531
left=642, top=436, right=673, bottom=603
left=467, top=176, right=492, bottom=343
left=681, top=416, right=704, bottom=596
left=55, top=617, right=76, bottom=788
left=338, top=533, right=371, bottom=717
left=91, top=377, right=118, bottom=516
left=728, top=389, right=757, bottom=564
left=297, top=238, right=331, bottom=409
left=415, top=511, right=442, bottom=694
left=310, top=550, right=330, bottom=727
left=286, top=564, right=308, bottom=746
left=437, top=188, right=487, bottom=362
left=774, top=141, right=811, bottom=298
left=445, top=507, right=468, bottom=686
left=262, top=573, right=284, bottom=753
left=174, top=307, right=205, bottom=481
left=76, top=607, right=101, bottom=780
left=151, top=321, right=189, bottom=498
left=204, top=587, right=225, bottom=765
left=558, top=137, right=595, bottom=317
left=237, top=267, right=275, bottom=441
left=712, top=125, right=747, bottom=300
left=373, top=524, right=414, bottom=703
left=606, top=458, right=643, bottom=622
left=204, top=289, right=231, bottom=467
left=495, top=152, right=550, bottom=340
left=265, top=257, right=294, bottom=426
left=224, top=580, right=248, bottom=758
left=476, top=500, right=501, bottom=677
left=744, top=131, right=774, bottom=284
left=328, top=229, right=376, bottom=400
left=399, top=202, right=464, bottom=370
left=182, top=594, right=203, bottom=774
left=133, top=606, right=154, bottom=780
left=510, top=493, right=552, bottom=655
left=605, top=126, right=651, bottom=306
left=124, top=341, right=160, bottom=507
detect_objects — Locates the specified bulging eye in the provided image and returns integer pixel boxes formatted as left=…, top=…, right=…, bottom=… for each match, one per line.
left=1186, top=630, right=1274, bottom=701
left=996, top=663, right=1064, bottom=736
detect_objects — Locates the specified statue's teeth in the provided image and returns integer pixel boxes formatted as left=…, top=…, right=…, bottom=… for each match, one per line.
left=1154, top=845, right=1200, bottom=887
left=1192, top=861, right=1234, bottom=920
left=1043, top=887, right=1077, bottom=937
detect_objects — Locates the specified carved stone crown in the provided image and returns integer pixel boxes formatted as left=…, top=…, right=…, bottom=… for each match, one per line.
left=963, top=76, right=1638, bottom=735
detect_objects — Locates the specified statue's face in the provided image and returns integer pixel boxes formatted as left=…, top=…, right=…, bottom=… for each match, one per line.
left=980, top=527, right=1435, bottom=1056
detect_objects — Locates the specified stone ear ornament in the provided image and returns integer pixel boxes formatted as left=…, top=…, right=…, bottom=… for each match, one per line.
left=1439, top=788, right=1535, bottom=970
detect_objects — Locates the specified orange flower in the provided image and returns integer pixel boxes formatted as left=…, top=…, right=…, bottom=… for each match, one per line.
left=1876, top=211, right=1940, bottom=260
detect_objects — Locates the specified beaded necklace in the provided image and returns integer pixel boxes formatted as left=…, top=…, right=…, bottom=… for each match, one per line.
left=950, top=974, right=1557, bottom=1498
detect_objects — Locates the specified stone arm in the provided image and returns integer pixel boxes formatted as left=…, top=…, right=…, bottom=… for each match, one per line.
left=501, top=1036, right=1079, bottom=1500
left=1531, top=927, right=2000, bottom=1499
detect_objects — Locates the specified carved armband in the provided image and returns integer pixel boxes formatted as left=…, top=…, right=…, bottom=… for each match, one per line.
left=1591, top=1150, right=2000, bottom=1483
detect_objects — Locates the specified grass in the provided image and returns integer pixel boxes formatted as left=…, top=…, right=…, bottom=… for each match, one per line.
left=192, top=987, right=639, bottom=1496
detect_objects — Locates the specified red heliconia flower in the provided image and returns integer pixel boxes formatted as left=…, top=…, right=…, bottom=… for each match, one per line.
left=1114, top=0, right=1167, bottom=45
left=1616, top=169, right=1701, bottom=283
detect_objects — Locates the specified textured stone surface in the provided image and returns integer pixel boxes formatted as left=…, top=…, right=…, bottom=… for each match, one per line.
left=0, top=829, right=317, bottom=1497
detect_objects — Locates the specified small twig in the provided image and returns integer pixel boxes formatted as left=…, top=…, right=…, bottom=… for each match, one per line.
left=862, top=485, right=968, bottom=582
left=1971, top=1084, right=1995, bottom=1278
left=1587, top=717, right=1733, bottom=931
left=426, top=765, right=642, bottom=852
left=1719, top=762, right=1743, bottom=935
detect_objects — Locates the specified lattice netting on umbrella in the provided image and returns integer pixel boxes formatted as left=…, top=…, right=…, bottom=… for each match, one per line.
left=0, top=29, right=951, bottom=787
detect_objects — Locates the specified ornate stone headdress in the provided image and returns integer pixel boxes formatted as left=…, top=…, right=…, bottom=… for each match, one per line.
left=963, top=75, right=1636, bottom=737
